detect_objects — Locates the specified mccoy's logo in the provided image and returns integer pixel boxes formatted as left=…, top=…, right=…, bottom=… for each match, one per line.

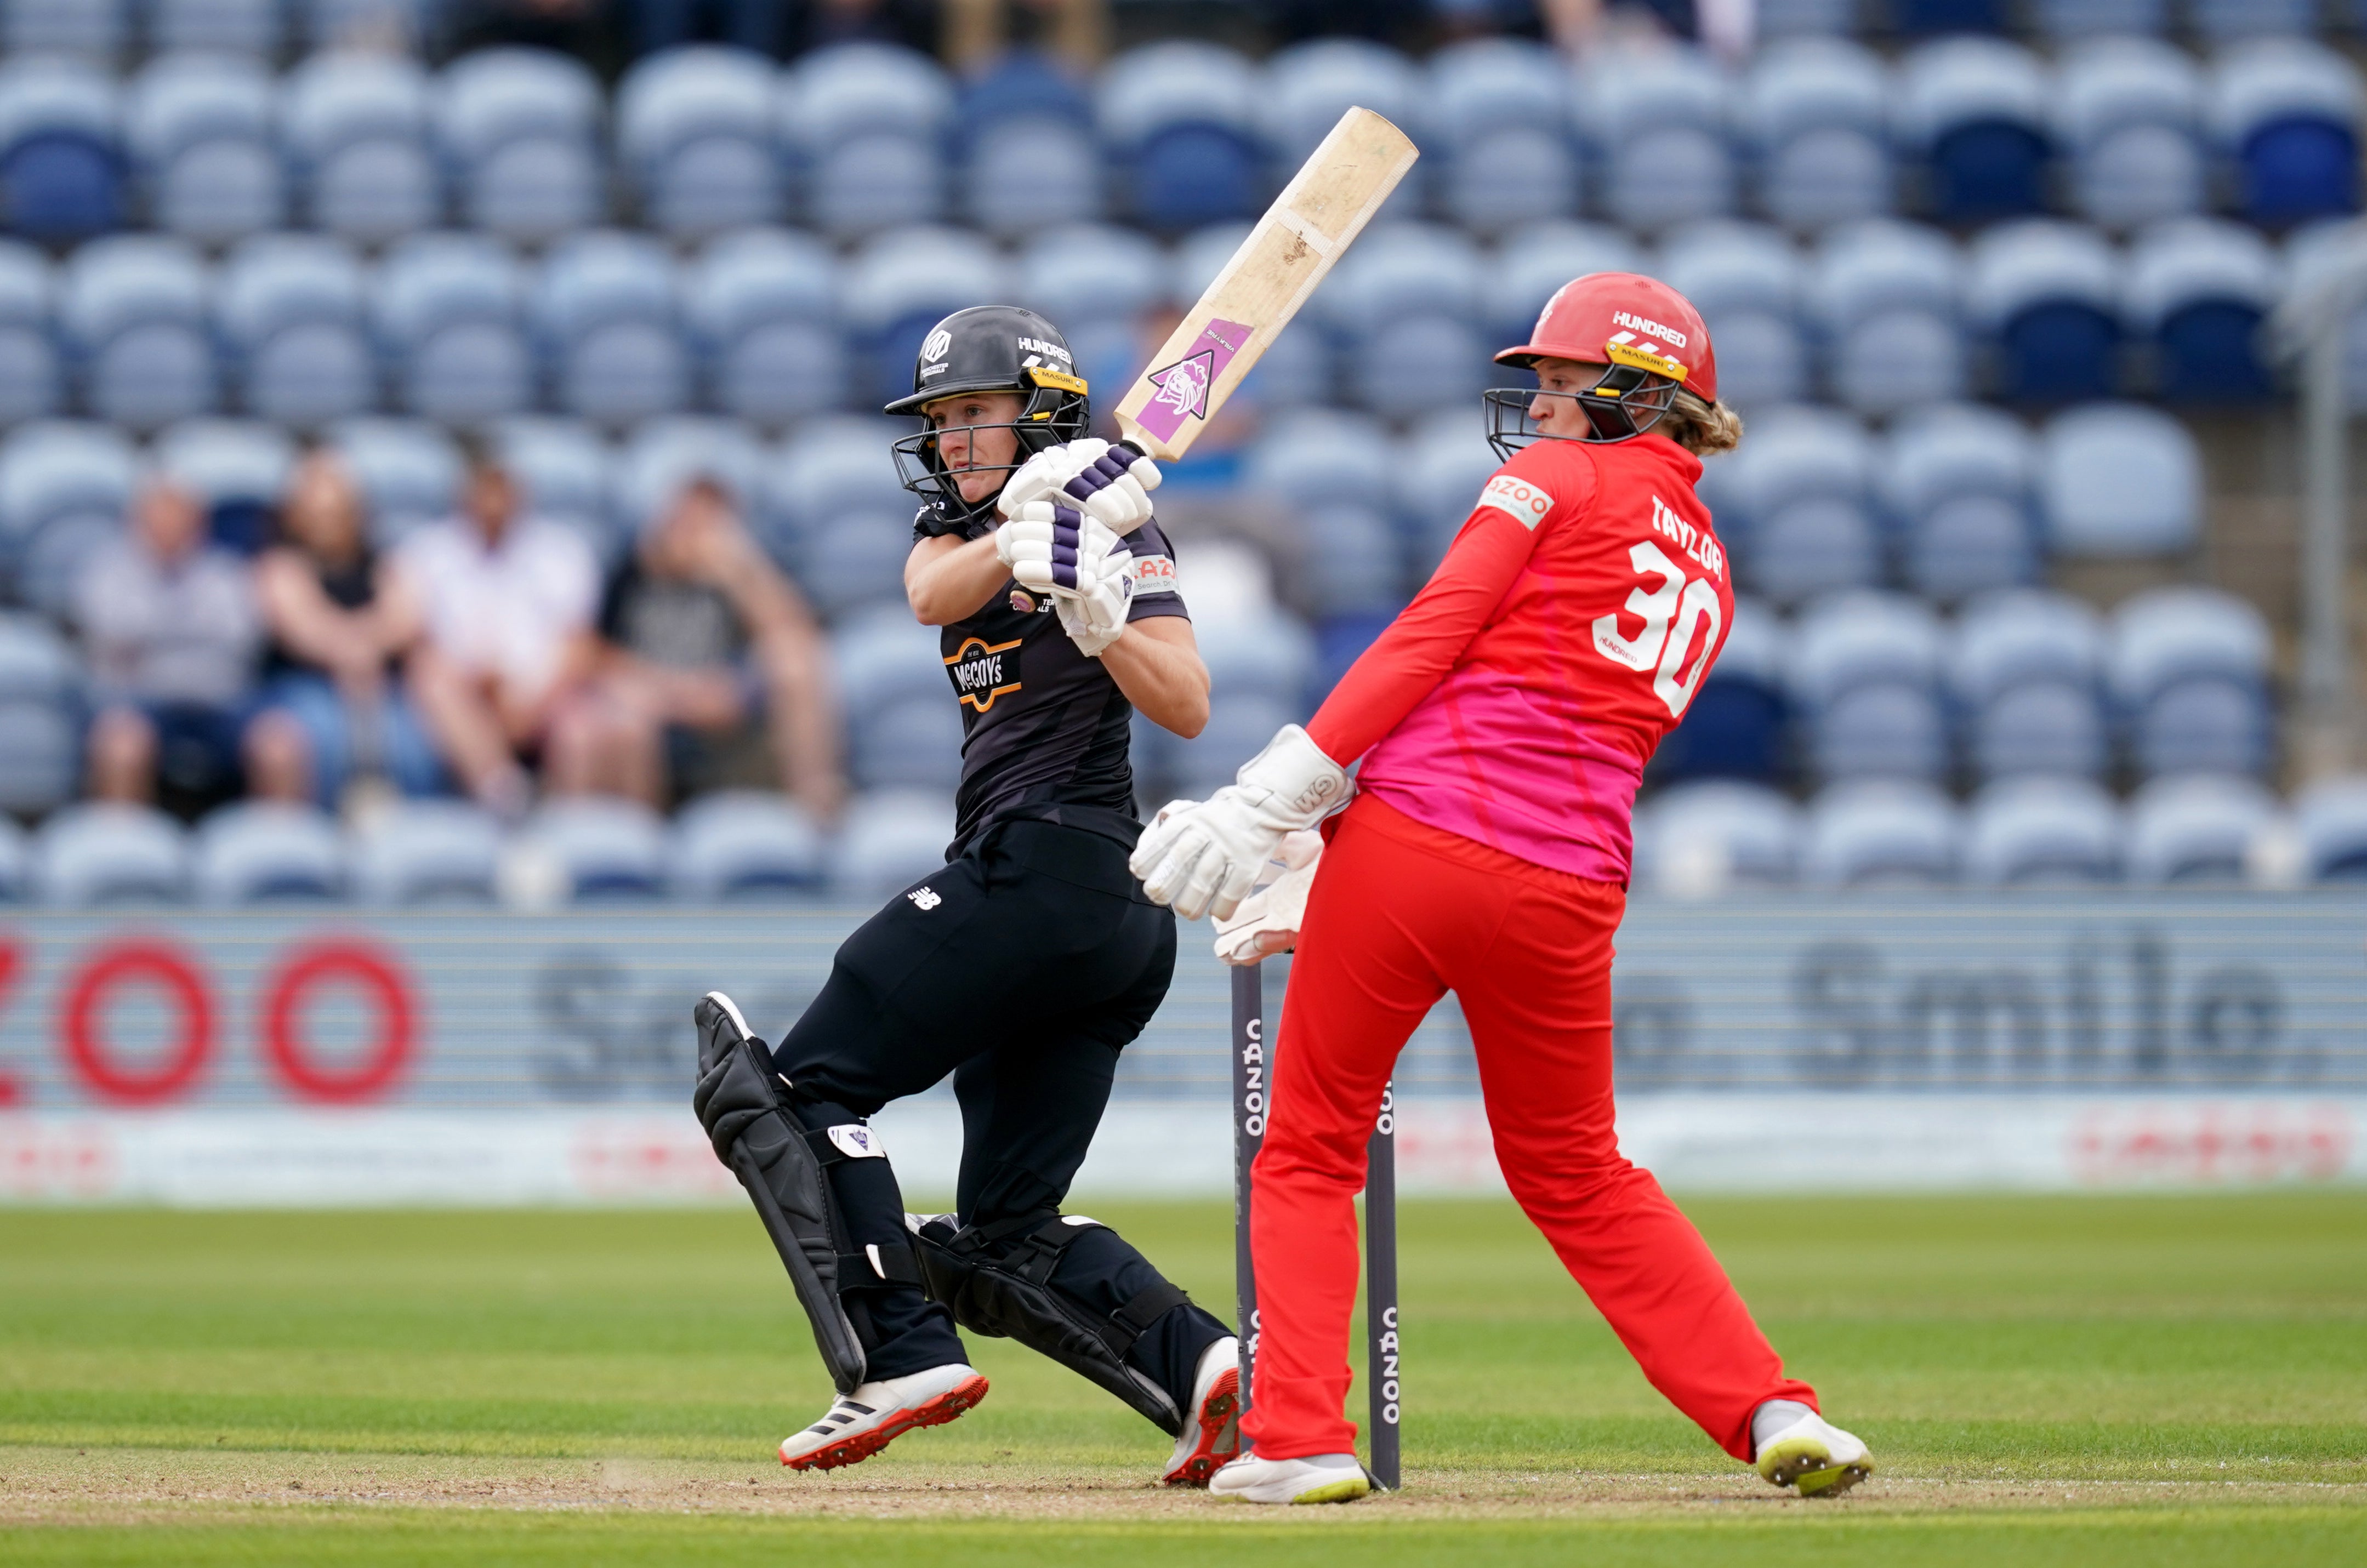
left=1478, top=473, right=1554, bottom=529
left=921, top=328, right=952, bottom=362
left=1611, top=310, right=1687, bottom=349
left=945, top=635, right=1023, bottom=712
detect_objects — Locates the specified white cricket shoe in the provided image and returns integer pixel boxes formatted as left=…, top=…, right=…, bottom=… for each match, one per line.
left=1754, top=1410, right=1874, bottom=1497
left=1209, top=1450, right=1370, bottom=1504
left=1162, top=1336, right=1243, bottom=1487
left=778, top=1362, right=989, bottom=1472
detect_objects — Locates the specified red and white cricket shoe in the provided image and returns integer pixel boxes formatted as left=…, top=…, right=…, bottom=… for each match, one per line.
left=779, top=1362, right=989, bottom=1472
left=1162, top=1336, right=1242, bottom=1486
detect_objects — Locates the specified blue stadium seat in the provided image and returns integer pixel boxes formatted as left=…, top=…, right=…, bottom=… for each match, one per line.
left=838, top=225, right=1007, bottom=409
left=284, top=50, right=440, bottom=244
left=784, top=42, right=951, bottom=241
left=1318, top=224, right=1486, bottom=418
left=193, top=801, right=347, bottom=904
left=1393, top=408, right=1502, bottom=576
left=613, top=415, right=762, bottom=541
left=374, top=232, right=532, bottom=424
left=2109, top=586, right=2273, bottom=779
left=0, top=419, right=137, bottom=615
left=218, top=234, right=375, bottom=427
left=152, top=0, right=283, bottom=54
left=351, top=799, right=503, bottom=904
left=437, top=48, right=605, bottom=244
left=1653, top=595, right=1789, bottom=786
left=1659, top=221, right=1807, bottom=410
left=492, top=417, right=616, bottom=563
left=685, top=227, right=843, bottom=426
left=34, top=803, right=191, bottom=905
left=326, top=417, right=460, bottom=548
left=2211, top=39, right=2363, bottom=227
left=2285, top=217, right=2367, bottom=408
left=1807, top=219, right=1966, bottom=415
left=1482, top=220, right=1646, bottom=358
left=1897, top=38, right=2051, bottom=224
left=1636, top=780, right=1799, bottom=891
left=2123, top=218, right=2280, bottom=402
left=1743, top=38, right=1893, bottom=231
left=58, top=236, right=215, bottom=432
left=1171, top=221, right=1329, bottom=406
left=127, top=54, right=283, bottom=246
left=834, top=607, right=958, bottom=790
left=2030, top=0, right=2169, bottom=39
left=834, top=788, right=952, bottom=897
left=2294, top=777, right=2367, bottom=882
left=617, top=47, right=781, bottom=241
left=2126, top=774, right=2275, bottom=883
left=1881, top=402, right=2036, bottom=601
left=759, top=416, right=910, bottom=615
left=153, top=418, right=298, bottom=517
left=672, top=791, right=826, bottom=900
left=1789, top=591, right=1948, bottom=783
left=1195, top=596, right=1315, bottom=708
left=1576, top=45, right=1734, bottom=233
left=1719, top=405, right=1881, bottom=606
left=1966, top=220, right=2124, bottom=402
left=2039, top=401, right=2200, bottom=556
left=0, top=611, right=80, bottom=813
left=2056, top=38, right=2205, bottom=230
left=957, top=50, right=1100, bottom=236
left=1951, top=588, right=2109, bottom=782
left=0, top=56, right=124, bottom=242
left=1261, top=39, right=1425, bottom=223
left=1963, top=778, right=2124, bottom=885
left=1017, top=223, right=1163, bottom=401
left=1173, top=692, right=1295, bottom=795
left=1802, top=780, right=1961, bottom=887
left=537, top=230, right=687, bottom=426
left=1243, top=409, right=1402, bottom=614
left=1098, top=43, right=1264, bottom=231
left=1427, top=38, right=1578, bottom=233
left=0, top=241, right=60, bottom=425
left=2194, top=0, right=2317, bottom=42
left=518, top=796, right=669, bottom=902
left=0, top=0, right=126, bottom=56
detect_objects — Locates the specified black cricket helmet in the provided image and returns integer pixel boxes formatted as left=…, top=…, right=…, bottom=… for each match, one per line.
left=887, top=305, right=1090, bottom=524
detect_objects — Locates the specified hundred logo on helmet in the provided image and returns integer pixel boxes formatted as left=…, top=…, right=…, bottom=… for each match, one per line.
left=1484, top=272, right=1719, bottom=457
left=888, top=304, right=1093, bottom=527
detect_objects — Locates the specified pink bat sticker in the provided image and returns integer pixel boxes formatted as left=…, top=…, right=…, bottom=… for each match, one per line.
left=1134, top=317, right=1253, bottom=444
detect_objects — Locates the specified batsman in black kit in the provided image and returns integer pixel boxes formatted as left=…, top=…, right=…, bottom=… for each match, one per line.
left=692, top=305, right=1242, bottom=1483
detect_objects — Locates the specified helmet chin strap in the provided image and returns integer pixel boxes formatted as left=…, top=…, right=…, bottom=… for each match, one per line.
left=1575, top=360, right=1661, bottom=441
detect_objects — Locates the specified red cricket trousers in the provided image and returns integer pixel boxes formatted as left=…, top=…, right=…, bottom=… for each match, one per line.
left=1241, top=794, right=1816, bottom=1462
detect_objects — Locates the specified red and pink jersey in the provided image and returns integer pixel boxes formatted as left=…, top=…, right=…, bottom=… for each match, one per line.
left=1306, top=432, right=1733, bottom=885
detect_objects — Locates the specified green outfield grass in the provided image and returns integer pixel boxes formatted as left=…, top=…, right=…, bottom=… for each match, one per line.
left=3, top=1194, right=2364, bottom=1565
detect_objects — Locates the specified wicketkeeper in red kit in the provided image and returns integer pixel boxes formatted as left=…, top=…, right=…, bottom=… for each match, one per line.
left=1131, top=272, right=1874, bottom=1505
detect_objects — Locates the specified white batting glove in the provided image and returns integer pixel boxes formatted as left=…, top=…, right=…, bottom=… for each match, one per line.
left=994, top=501, right=1094, bottom=595
left=1000, top=438, right=1162, bottom=535
left=1130, top=726, right=1350, bottom=921
left=1056, top=535, right=1133, bottom=657
left=1212, top=830, right=1323, bottom=965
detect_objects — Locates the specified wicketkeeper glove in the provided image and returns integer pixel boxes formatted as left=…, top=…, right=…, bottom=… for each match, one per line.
left=999, top=438, right=1162, bottom=535
left=1211, top=830, right=1323, bottom=965
left=1130, top=725, right=1350, bottom=921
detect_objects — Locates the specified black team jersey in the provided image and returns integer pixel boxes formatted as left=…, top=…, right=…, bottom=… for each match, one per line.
left=914, top=503, right=1191, bottom=857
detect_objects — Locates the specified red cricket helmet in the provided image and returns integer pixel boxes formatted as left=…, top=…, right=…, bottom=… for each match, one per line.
left=1495, top=271, right=1719, bottom=405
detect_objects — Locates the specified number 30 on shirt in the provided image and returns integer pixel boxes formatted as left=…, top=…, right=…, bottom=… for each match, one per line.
left=1592, top=540, right=1722, bottom=719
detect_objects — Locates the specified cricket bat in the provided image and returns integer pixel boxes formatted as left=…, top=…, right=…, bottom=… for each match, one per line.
left=1113, top=107, right=1419, bottom=462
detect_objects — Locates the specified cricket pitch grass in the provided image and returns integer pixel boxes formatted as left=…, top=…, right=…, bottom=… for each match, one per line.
left=3, top=1194, right=2363, bottom=1565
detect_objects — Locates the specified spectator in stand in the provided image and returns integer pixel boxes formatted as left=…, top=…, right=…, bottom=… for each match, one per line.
left=252, top=452, right=445, bottom=811
left=563, top=476, right=844, bottom=815
left=396, top=443, right=601, bottom=819
left=442, top=0, right=622, bottom=72
left=78, top=479, right=297, bottom=810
